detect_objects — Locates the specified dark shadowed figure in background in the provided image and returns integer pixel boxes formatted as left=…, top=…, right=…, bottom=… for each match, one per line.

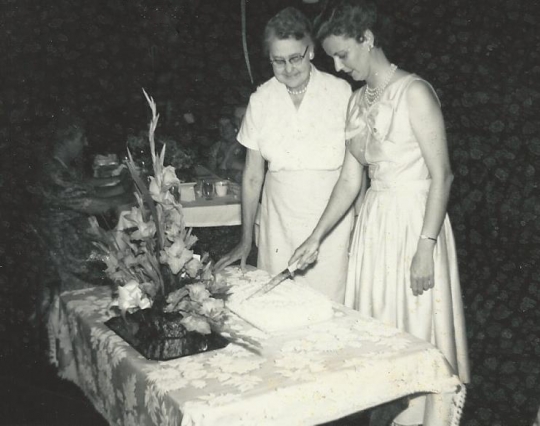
left=31, top=119, right=133, bottom=317
left=207, top=116, right=245, bottom=183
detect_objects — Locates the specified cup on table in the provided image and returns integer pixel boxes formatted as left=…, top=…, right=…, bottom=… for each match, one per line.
left=215, top=180, right=229, bottom=197
left=179, top=183, right=196, bottom=202
left=201, top=180, right=215, bottom=199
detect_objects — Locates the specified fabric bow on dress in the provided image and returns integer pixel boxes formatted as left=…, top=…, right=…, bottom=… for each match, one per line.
left=345, top=98, right=395, bottom=163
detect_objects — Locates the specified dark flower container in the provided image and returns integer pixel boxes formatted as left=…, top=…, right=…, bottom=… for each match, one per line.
left=106, top=308, right=229, bottom=361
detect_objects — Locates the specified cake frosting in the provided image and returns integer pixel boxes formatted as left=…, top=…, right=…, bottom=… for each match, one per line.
left=219, top=266, right=334, bottom=333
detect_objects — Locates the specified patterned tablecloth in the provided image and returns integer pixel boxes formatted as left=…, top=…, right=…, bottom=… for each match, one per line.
left=49, top=286, right=465, bottom=426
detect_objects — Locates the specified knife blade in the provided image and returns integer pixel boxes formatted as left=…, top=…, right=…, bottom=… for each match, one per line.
left=246, top=261, right=299, bottom=300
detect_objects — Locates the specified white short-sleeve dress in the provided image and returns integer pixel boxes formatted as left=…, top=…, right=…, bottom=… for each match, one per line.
left=237, top=66, right=353, bottom=303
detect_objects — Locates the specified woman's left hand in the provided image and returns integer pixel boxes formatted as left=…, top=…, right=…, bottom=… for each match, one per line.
left=410, top=242, right=435, bottom=296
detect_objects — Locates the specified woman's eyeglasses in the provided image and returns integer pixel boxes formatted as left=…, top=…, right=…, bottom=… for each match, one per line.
left=270, top=46, right=309, bottom=69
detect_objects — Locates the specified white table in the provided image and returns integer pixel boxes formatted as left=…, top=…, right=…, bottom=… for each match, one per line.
left=48, top=283, right=465, bottom=426
left=117, top=165, right=241, bottom=228
left=180, top=189, right=242, bottom=227
left=180, top=165, right=242, bottom=227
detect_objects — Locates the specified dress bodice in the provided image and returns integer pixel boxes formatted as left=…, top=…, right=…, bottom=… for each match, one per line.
left=346, top=74, right=439, bottom=186
left=238, top=66, right=351, bottom=172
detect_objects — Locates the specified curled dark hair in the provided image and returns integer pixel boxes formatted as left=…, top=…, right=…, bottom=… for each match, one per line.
left=263, top=7, right=313, bottom=56
left=314, top=0, right=393, bottom=49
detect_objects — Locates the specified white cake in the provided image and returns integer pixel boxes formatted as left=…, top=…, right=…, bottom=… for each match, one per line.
left=220, top=266, right=334, bottom=333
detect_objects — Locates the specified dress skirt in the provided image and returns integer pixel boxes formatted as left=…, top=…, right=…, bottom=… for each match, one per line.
left=258, top=169, right=353, bottom=303
left=346, top=179, right=470, bottom=383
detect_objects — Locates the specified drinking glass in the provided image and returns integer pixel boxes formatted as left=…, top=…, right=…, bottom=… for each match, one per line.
left=202, top=180, right=215, bottom=199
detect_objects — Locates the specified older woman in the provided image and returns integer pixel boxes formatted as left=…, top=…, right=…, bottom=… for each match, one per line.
left=291, top=0, right=470, bottom=423
left=215, top=7, right=354, bottom=303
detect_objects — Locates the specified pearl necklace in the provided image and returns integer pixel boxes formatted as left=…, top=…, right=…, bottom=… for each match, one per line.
left=364, top=63, right=398, bottom=107
left=287, top=70, right=311, bottom=96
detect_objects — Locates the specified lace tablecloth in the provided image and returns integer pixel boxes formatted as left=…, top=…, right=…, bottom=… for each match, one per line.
left=49, top=286, right=465, bottom=426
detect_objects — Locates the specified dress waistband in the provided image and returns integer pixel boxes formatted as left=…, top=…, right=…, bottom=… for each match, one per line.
left=269, top=167, right=342, bottom=175
left=370, top=179, right=431, bottom=191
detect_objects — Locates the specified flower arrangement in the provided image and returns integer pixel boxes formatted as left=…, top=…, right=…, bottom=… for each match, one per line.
left=89, top=89, right=229, bottom=338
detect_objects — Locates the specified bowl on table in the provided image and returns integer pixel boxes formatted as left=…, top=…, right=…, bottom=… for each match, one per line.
left=93, top=154, right=124, bottom=178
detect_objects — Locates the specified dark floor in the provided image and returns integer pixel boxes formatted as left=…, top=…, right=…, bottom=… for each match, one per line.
left=0, top=360, right=108, bottom=426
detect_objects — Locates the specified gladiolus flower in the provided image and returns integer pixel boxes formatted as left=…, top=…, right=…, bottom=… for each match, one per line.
left=117, top=280, right=153, bottom=313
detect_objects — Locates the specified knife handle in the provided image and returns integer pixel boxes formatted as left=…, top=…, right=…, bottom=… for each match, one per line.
left=287, top=260, right=299, bottom=275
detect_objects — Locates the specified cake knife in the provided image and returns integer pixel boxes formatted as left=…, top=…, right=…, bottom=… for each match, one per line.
left=246, top=261, right=299, bottom=300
